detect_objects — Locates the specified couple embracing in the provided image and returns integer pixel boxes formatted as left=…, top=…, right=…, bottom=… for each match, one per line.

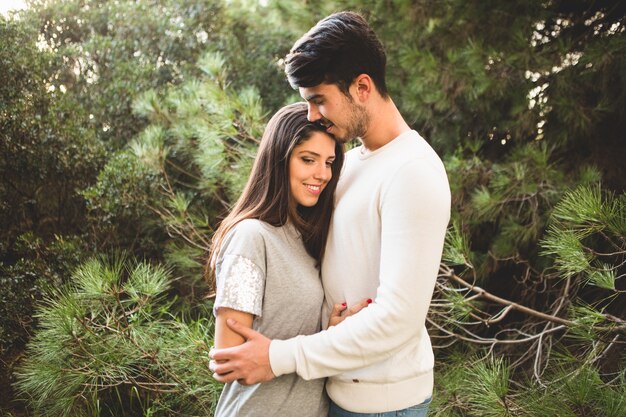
left=207, top=11, right=451, bottom=417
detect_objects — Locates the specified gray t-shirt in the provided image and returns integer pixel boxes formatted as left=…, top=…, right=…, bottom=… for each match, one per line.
left=213, top=219, right=327, bottom=417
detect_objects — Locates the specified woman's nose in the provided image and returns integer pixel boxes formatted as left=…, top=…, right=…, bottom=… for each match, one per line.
left=313, top=163, right=331, bottom=181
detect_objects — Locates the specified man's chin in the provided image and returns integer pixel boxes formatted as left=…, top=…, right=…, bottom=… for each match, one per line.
left=336, top=132, right=360, bottom=144
left=328, top=129, right=348, bottom=143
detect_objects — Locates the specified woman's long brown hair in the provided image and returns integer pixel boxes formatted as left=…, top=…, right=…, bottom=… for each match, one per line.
left=207, top=102, right=344, bottom=280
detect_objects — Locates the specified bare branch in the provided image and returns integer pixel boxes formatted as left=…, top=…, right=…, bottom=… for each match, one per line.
left=439, top=265, right=575, bottom=327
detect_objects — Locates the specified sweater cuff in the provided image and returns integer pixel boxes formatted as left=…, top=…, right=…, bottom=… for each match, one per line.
left=269, top=338, right=298, bottom=377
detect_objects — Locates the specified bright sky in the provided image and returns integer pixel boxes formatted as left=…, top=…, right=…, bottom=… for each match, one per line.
left=0, top=0, right=27, bottom=16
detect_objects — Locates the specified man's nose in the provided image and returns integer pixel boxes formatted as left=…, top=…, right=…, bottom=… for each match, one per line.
left=307, top=104, right=322, bottom=122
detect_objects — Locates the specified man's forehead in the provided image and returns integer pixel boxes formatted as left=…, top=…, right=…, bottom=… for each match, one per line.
left=299, top=83, right=337, bottom=100
left=299, top=86, right=321, bottom=100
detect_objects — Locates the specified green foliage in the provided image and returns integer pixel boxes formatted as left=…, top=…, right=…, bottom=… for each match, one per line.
left=3, top=0, right=625, bottom=415
left=0, top=234, right=86, bottom=355
left=1, top=16, right=104, bottom=410
left=15, top=256, right=220, bottom=417
left=446, top=142, right=570, bottom=277
left=432, top=355, right=513, bottom=417
left=519, top=365, right=626, bottom=417
left=20, top=0, right=295, bottom=150
left=435, top=143, right=623, bottom=417
left=120, top=52, right=269, bottom=286
left=82, top=50, right=270, bottom=296
left=443, top=220, right=472, bottom=268
left=566, top=304, right=610, bottom=345
left=315, top=0, right=535, bottom=152
left=328, top=0, right=626, bottom=188
left=541, top=185, right=625, bottom=290
left=463, top=358, right=511, bottom=417
left=1, top=13, right=101, bottom=357
left=0, top=17, right=105, bottom=246
left=0, top=234, right=88, bottom=413
left=21, top=0, right=224, bottom=149
left=211, top=2, right=297, bottom=112
left=82, top=151, right=168, bottom=258
left=433, top=355, right=625, bottom=417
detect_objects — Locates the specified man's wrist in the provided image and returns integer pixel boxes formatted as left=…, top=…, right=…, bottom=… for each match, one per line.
left=268, top=338, right=298, bottom=377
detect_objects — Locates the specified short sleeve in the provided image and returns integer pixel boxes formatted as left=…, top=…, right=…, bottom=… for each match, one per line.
left=213, top=220, right=267, bottom=317
left=214, top=254, right=265, bottom=316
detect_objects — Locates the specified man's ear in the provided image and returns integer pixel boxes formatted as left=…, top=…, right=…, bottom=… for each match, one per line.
left=352, top=74, right=373, bottom=103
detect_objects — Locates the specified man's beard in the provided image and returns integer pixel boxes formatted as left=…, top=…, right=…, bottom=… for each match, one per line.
left=338, top=101, right=369, bottom=143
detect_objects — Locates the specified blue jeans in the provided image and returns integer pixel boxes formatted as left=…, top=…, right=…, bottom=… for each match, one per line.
left=328, top=397, right=431, bottom=417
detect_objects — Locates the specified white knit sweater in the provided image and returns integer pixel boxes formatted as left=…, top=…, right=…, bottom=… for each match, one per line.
left=270, top=130, right=451, bottom=413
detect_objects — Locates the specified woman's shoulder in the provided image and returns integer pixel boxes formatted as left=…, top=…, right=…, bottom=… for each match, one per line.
left=231, top=218, right=290, bottom=238
left=231, top=218, right=267, bottom=234
left=217, top=220, right=269, bottom=267
left=222, top=219, right=298, bottom=255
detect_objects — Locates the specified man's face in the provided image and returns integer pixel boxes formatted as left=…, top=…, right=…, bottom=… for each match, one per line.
left=299, top=83, right=369, bottom=143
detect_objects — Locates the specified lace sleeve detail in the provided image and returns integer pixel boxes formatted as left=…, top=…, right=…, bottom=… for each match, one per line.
left=214, top=255, right=265, bottom=317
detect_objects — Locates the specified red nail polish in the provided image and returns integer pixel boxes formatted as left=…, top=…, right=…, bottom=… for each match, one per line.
left=341, top=302, right=347, bottom=307
left=367, top=298, right=372, bottom=304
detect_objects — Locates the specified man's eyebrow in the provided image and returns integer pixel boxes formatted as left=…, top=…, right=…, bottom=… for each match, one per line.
left=304, top=93, right=323, bottom=102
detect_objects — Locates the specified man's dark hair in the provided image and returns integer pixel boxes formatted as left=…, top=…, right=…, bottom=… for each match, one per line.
left=285, top=11, right=389, bottom=98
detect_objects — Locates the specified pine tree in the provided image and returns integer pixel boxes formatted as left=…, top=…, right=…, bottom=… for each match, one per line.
left=15, top=256, right=220, bottom=416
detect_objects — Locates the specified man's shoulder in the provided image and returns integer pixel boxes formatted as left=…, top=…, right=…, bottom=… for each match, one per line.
left=382, top=132, right=449, bottom=188
left=382, top=131, right=444, bottom=168
left=396, top=130, right=436, bottom=154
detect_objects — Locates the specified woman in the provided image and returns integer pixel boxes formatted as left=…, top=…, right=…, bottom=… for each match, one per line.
left=208, top=102, right=344, bottom=416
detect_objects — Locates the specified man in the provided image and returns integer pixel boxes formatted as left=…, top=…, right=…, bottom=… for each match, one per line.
left=210, top=11, right=450, bottom=416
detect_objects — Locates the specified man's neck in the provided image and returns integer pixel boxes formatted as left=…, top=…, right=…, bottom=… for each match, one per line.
left=359, top=97, right=411, bottom=151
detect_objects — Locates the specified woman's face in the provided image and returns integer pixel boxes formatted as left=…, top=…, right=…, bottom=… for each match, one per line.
left=289, top=131, right=336, bottom=207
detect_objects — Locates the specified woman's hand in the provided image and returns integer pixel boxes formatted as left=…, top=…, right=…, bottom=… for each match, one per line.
left=328, top=298, right=372, bottom=327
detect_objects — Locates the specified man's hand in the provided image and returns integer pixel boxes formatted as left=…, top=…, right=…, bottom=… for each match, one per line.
left=209, top=318, right=275, bottom=385
left=328, top=298, right=372, bottom=327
